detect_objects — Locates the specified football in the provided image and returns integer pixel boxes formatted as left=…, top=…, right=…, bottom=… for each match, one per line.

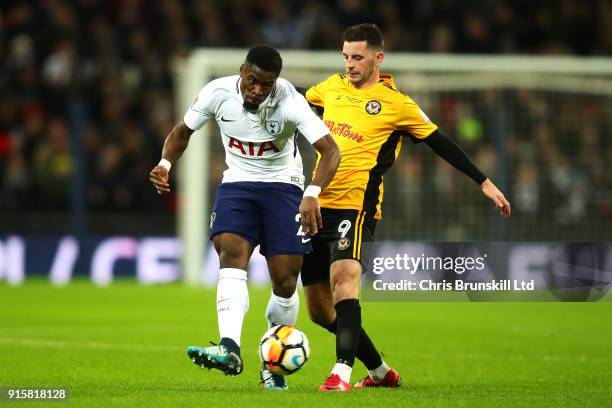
left=259, top=325, right=310, bottom=375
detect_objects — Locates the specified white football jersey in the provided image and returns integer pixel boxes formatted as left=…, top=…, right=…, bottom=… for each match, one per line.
left=184, top=75, right=329, bottom=188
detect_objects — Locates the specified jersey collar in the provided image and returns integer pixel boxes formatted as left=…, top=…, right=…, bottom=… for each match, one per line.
left=346, top=72, right=396, bottom=92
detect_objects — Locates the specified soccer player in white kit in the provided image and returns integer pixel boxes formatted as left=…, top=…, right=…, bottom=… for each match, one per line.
left=149, top=46, right=340, bottom=390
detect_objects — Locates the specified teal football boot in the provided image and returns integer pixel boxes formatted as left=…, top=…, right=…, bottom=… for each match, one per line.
left=260, top=364, right=288, bottom=390
left=187, top=343, right=243, bottom=376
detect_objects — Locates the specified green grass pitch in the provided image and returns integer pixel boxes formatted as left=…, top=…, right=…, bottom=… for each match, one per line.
left=1, top=280, right=611, bottom=407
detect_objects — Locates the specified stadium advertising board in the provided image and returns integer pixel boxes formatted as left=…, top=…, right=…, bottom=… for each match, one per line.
left=1, top=236, right=609, bottom=301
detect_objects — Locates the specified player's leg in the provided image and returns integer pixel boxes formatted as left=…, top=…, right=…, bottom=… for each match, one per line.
left=260, top=183, right=306, bottom=331
left=258, top=182, right=309, bottom=389
left=303, top=281, right=335, bottom=328
left=301, top=211, right=336, bottom=328
left=260, top=182, right=310, bottom=331
left=186, top=232, right=254, bottom=376
left=304, top=277, right=383, bottom=386
left=303, top=279, right=397, bottom=387
left=187, top=182, right=260, bottom=376
left=265, top=254, right=301, bottom=328
left=314, top=210, right=399, bottom=390
left=333, top=214, right=399, bottom=388
left=336, top=213, right=400, bottom=388
left=329, top=259, right=400, bottom=388
left=213, top=232, right=254, bottom=354
left=259, top=254, right=301, bottom=390
left=324, top=258, right=362, bottom=390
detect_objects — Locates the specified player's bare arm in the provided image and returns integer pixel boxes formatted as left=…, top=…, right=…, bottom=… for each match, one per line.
left=149, top=121, right=194, bottom=194
left=299, top=135, right=341, bottom=236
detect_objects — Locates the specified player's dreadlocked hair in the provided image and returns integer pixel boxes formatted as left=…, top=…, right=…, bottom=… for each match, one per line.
left=245, top=46, right=283, bottom=75
left=342, top=23, right=384, bottom=50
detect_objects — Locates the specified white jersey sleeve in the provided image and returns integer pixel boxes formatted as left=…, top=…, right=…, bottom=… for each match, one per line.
left=285, top=87, right=329, bottom=145
left=183, top=80, right=221, bottom=131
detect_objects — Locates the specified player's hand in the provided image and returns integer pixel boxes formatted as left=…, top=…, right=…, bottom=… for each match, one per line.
left=149, top=166, right=170, bottom=194
left=299, top=196, right=322, bottom=236
left=481, top=178, right=511, bottom=217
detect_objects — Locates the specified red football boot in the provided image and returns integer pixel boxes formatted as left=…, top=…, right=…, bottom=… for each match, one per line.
left=354, top=368, right=401, bottom=388
left=318, top=374, right=351, bottom=392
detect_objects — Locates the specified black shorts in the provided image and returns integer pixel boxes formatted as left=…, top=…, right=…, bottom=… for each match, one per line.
left=301, top=208, right=376, bottom=286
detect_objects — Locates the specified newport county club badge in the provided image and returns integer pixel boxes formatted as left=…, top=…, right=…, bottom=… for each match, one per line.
left=337, top=237, right=351, bottom=251
left=365, top=100, right=382, bottom=115
left=265, top=120, right=280, bottom=135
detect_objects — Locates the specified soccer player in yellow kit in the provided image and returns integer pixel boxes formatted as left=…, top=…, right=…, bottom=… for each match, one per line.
left=300, top=24, right=511, bottom=392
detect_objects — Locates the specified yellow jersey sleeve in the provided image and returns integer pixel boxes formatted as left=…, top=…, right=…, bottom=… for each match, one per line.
left=396, top=95, right=438, bottom=139
left=306, top=75, right=337, bottom=107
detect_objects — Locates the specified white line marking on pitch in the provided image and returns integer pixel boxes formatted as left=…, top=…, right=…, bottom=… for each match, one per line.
left=0, top=337, right=182, bottom=352
left=1, top=337, right=608, bottom=365
left=413, top=350, right=610, bottom=364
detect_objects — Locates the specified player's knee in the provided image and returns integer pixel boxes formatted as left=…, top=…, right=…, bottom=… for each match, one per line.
left=331, top=272, right=358, bottom=290
left=332, top=277, right=360, bottom=301
left=271, top=275, right=298, bottom=298
left=269, top=261, right=300, bottom=297
left=330, top=260, right=360, bottom=283
left=217, top=247, right=249, bottom=269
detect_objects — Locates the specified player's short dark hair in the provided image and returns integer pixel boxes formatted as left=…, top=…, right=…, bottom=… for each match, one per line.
left=245, top=46, right=283, bottom=75
left=342, top=23, right=384, bottom=50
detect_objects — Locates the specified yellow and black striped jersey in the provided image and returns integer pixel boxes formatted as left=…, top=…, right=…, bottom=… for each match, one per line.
left=306, top=73, right=438, bottom=219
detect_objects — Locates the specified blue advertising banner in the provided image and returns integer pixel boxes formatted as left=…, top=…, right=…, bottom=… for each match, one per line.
left=1, top=236, right=611, bottom=301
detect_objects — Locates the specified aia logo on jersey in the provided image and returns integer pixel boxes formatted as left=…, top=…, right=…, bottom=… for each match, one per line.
left=228, top=137, right=279, bottom=156
left=365, top=100, right=382, bottom=115
left=265, top=120, right=280, bottom=135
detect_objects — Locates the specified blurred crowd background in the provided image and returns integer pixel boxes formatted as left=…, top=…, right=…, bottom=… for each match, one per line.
left=1, top=0, right=611, bottom=240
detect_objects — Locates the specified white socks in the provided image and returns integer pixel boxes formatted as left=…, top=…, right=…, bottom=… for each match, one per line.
left=368, top=361, right=391, bottom=382
left=265, top=289, right=299, bottom=328
left=216, top=268, right=249, bottom=347
left=331, top=362, right=352, bottom=384
left=331, top=360, right=389, bottom=384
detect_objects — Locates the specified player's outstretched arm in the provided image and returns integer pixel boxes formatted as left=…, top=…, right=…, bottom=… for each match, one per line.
left=423, top=130, right=511, bottom=218
left=149, top=121, right=194, bottom=194
left=300, top=135, right=341, bottom=235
